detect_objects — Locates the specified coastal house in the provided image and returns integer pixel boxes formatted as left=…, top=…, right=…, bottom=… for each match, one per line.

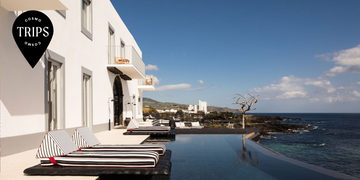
left=0, top=0, right=154, bottom=162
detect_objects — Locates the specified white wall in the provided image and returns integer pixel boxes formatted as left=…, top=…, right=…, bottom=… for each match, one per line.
left=199, top=100, right=207, bottom=113
left=0, top=0, right=144, bottom=138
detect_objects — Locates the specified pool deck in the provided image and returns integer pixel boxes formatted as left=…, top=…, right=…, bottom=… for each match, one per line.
left=0, top=129, right=149, bottom=180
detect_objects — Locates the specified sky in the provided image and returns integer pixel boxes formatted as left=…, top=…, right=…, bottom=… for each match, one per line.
left=111, top=0, right=360, bottom=113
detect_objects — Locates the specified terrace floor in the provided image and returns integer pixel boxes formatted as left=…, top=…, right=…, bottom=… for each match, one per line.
left=0, top=129, right=149, bottom=180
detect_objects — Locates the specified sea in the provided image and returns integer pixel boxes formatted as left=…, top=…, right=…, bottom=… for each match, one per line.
left=248, top=113, right=360, bottom=178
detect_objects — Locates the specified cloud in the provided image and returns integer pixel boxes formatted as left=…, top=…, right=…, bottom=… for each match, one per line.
left=155, top=84, right=191, bottom=91
left=145, top=64, right=159, bottom=71
left=276, top=91, right=308, bottom=99
left=154, top=83, right=219, bottom=91
left=250, top=74, right=360, bottom=103
left=327, top=87, right=336, bottom=93
left=197, top=80, right=204, bottom=85
left=316, top=45, right=360, bottom=77
left=251, top=76, right=307, bottom=100
left=251, top=45, right=360, bottom=105
left=353, top=90, right=360, bottom=98
left=154, top=84, right=206, bottom=91
left=310, top=98, right=320, bottom=103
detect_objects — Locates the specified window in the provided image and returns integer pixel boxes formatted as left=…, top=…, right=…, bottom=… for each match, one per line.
left=46, top=50, right=65, bottom=131
left=83, top=74, right=91, bottom=127
left=48, top=61, right=61, bottom=131
left=82, top=67, right=93, bottom=129
left=81, top=0, right=92, bottom=39
left=108, top=26, right=114, bottom=63
left=138, top=96, right=141, bottom=115
left=120, top=41, right=125, bottom=58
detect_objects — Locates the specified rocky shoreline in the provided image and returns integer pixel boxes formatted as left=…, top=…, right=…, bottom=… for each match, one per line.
left=243, top=115, right=314, bottom=138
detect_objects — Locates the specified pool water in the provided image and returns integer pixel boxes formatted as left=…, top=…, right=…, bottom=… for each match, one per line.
left=147, top=134, right=358, bottom=180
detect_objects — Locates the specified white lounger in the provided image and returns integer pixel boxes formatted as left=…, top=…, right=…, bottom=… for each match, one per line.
left=72, top=127, right=166, bottom=155
left=191, top=122, right=204, bottom=129
left=127, top=119, right=170, bottom=133
left=175, top=122, right=191, bottom=129
left=36, top=130, right=159, bottom=167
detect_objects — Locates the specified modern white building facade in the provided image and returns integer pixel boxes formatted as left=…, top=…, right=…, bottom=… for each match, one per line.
left=199, top=100, right=207, bottom=113
left=0, top=0, right=154, bottom=157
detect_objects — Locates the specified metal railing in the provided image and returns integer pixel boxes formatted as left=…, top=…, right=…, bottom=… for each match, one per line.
left=107, top=45, right=145, bottom=77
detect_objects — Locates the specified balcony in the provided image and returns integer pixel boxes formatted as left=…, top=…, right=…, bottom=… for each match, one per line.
left=107, top=45, right=145, bottom=80
left=138, top=75, right=155, bottom=90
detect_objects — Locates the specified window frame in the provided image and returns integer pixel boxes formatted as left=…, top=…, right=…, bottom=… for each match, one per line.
left=81, top=0, right=93, bottom=40
left=81, top=67, right=93, bottom=129
left=45, top=50, right=65, bottom=131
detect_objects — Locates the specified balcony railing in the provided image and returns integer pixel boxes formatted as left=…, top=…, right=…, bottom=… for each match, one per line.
left=138, top=75, right=155, bottom=90
left=107, top=45, right=145, bottom=79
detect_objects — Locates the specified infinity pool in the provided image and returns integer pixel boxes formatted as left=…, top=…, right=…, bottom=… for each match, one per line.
left=146, top=134, right=358, bottom=180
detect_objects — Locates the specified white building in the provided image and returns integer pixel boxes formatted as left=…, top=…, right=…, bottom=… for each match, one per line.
left=188, top=104, right=197, bottom=113
left=199, top=100, right=207, bottom=113
left=0, top=0, right=154, bottom=159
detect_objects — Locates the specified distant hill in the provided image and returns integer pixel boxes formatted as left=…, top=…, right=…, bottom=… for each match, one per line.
left=143, top=97, right=188, bottom=110
left=143, top=97, right=239, bottom=113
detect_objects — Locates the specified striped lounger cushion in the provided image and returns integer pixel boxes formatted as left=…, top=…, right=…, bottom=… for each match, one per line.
left=37, top=130, right=160, bottom=168
left=41, top=151, right=159, bottom=167
left=129, top=126, right=170, bottom=133
left=72, top=127, right=167, bottom=155
left=81, top=144, right=166, bottom=155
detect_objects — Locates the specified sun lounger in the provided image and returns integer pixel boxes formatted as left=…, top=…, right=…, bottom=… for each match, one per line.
left=24, top=151, right=172, bottom=176
left=175, top=122, right=191, bottom=129
left=35, top=130, right=160, bottom=167
left=126, top=119, right=170, bottom=135
left=191, top=122, right=204, bottom=129
left=41, top=151, right=159, bottom=167
left=72, top=127, right=166, bottom=155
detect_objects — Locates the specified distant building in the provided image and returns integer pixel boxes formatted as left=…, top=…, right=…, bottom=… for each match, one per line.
left=188, top=104, right=198, bottom=113
left=157, top=109, right=177, bottom=113
left=199, top=100, right=207, bottom=114
left=157, top=110, right=165, bottom=113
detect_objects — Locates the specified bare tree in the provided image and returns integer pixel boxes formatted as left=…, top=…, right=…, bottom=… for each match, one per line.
left=233, top=93, right=259, bottom=129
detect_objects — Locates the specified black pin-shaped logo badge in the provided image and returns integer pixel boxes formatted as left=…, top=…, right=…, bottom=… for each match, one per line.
left=12, top=10, right=54, bottom=68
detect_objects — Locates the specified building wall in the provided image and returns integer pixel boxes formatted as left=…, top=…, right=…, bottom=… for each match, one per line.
left=199, top=100, right=207, bottom=113
left=0, top=0, right=145, bottom=156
